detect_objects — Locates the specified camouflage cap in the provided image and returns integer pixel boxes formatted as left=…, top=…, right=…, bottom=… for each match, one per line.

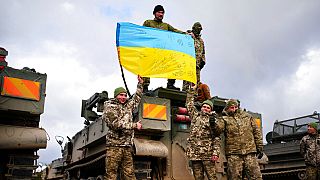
left=226, top=99, right=238, bottom=108
left=0, top=47, right=8, bottom=56
left=192, top=22, right=202, bottom=30
left=202, top=99, right=213, bottom=110
left=153, top=5, right=165, bottom=14
left=309, top=122, right=318, bottom=130
left=114, top=87, right=127, bottom=98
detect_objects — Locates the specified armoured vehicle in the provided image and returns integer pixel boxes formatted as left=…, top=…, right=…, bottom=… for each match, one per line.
left=0, top=48, right=48, bottom=179
left=261, top=111, right=320, bottom=179
left=46, top=86, right=264, bottom=180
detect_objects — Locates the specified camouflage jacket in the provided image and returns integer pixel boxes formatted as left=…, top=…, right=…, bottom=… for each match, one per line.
left=185, top=89, right=220, bottom=160
left=143, top=19, right=184, bottom=34
left=300, top=134, right=320, bottom=167
left=102, top=83, right=143, bottom=147
left=215, top=109, right=263, bottom=156
left=194, top=35, right=206, bottom=67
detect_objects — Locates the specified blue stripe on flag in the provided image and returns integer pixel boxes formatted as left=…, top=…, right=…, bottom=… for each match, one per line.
left=116, top=22, right=195, bottom=58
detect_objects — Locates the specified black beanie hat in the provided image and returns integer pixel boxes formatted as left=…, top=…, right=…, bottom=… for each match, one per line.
left=153, top=5, right=165, bottom=14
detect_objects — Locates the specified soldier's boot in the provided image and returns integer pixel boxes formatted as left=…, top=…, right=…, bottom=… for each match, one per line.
left=167, top=79, right=180, bottom=90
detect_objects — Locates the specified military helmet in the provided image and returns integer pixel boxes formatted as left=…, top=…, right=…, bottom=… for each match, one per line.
left=192, top=22, right=202, bottom=31
left=0, top=47, right=8, bottom=56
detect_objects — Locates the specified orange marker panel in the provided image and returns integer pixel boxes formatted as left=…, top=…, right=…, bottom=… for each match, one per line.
left=1, top=76, right=41, bottom=101
left=143, top=103, right=167, bottom=120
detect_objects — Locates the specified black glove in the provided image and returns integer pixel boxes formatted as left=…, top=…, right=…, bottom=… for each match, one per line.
left=209, top=115, right=216, bottom=128
left=199, top=61, right=206, bottom=69
left=257, top=149, right=263, bottom=159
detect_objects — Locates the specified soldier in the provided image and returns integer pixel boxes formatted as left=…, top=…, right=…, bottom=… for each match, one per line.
left=102, top=75, right=143, bottom=180
left=143, top=5, right=185, bottom=91
left=0, top=47, right=8, bottom=71
left=186, top=84, right=220, bottom=180
left=182, top=22, right=206, bottom=91
left=300, top=122, right=320, bottom=180
left=214, top=99, right=263, bottom=180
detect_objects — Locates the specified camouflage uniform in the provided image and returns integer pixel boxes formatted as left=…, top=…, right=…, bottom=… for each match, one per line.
left=102, top=83, right=143, bottom=180
left=214, top=109, right=263, bottom=180
left=300, top=133, right=320, bottom=180
left=186, top=88, right=220, bottom=180
left=182, top=33, right=206, bottom=90
left=142, top=19, right=184, bottom=89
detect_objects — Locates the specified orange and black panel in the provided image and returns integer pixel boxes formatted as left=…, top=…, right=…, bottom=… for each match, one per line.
left=1, top=76, right=41, bottom=101
left=143, top=103, right=167, bottom=121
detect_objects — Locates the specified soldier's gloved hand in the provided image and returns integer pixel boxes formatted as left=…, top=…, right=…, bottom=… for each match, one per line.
left=199, top=61, right=205, bottom=69
left=211, top=155, right=219, bottom=162
left=209, top=115, right=216, bottom=128
left=256, top=148, right=263, bottom=159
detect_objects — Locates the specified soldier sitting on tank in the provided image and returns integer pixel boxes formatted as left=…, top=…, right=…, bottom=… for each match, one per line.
left=214, top=99, right=263, bottom=180
left=300, top=122, right=320, bottom=180
left=102, top=75, right=143, bottom=180
left=185, top=83, right=220, bottom=180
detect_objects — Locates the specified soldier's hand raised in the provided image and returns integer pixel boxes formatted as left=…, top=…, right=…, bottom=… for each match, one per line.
left=138, top=75, right=143, bottom=84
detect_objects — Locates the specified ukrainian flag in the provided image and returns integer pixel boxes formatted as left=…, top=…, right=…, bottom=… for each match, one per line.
left=116, top=22, right=196, bottom=83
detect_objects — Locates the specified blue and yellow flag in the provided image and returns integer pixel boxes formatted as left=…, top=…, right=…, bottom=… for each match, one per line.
left=116, top=22, right=196, bottom=83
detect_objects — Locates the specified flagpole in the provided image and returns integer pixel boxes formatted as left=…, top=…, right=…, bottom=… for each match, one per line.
left=118, top=59, right=131, bottom=97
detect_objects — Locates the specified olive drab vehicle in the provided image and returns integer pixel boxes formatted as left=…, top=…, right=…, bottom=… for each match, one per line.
left=261, top=111, right=320, bottom=179
left=0, top=47, right=48, bottom=179
left=45, top=87, right=264, bottom=180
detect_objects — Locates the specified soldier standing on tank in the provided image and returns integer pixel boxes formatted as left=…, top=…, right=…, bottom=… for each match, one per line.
left=300, top=122, right=320, bottom=180
left=214, top=99, right=263, bottom=180
left=142, top=5, right=185, bottom=91
left=185, top=84, right=220, bottom=180
left=102, top=75, right=143, bottom=180
left=182, top=22, right=206, bottom=91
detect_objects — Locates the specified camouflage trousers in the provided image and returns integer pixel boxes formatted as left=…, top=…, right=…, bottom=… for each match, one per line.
left=182, top=68, right=200, bottom=91
left=306, top=166, right=320, bottom=180
left=105, top=146, right=136, bottom=180
left=227, top=154, right=262, bottom=180
left=191, top=160, right=217, bottom=180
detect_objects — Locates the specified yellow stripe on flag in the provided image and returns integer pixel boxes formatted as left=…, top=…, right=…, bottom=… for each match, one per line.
left=1, top=76, right=41, bottom=101
left=143, top=103, right=167, bottom=120
left=118, top=46, right=196, bottom=83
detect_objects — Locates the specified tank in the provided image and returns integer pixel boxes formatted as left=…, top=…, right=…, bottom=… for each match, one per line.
left=261, top=111, right=320, bottom=179
left=0, top=48, right=48, bottom=179
left=45, top=86, right=264, bottom=180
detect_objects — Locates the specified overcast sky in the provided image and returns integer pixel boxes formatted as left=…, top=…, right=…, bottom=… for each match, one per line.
left=1, top=0, right=320, bottom=164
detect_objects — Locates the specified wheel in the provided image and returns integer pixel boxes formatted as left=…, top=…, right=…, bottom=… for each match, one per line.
left=298, top=170, right=307, bottom=180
